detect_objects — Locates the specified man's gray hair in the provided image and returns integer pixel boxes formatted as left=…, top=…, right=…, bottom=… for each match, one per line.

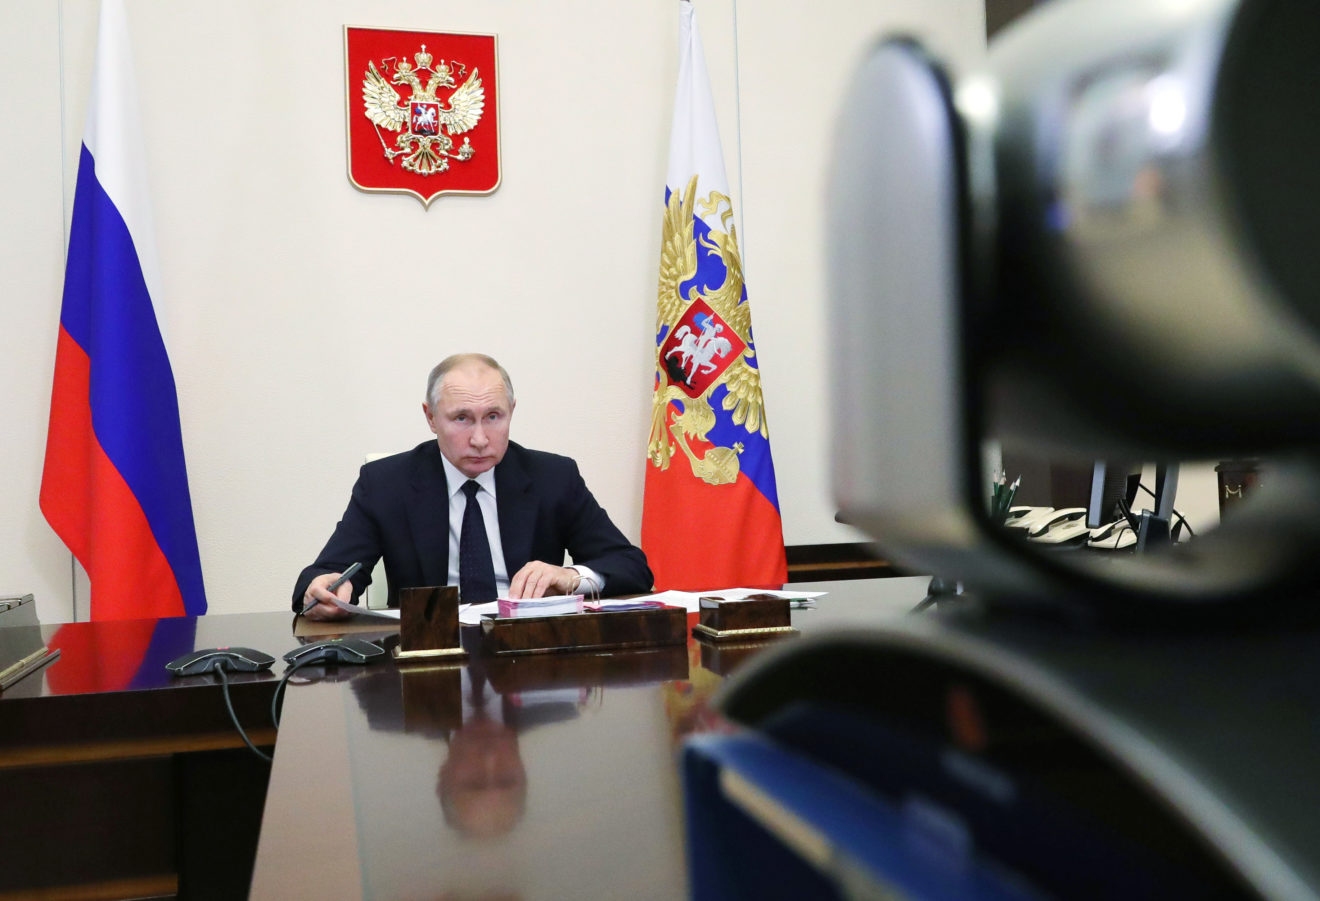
left=426, top=354, right=516, bottom=408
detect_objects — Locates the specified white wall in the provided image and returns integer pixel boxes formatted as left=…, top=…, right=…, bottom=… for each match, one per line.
left=3, top=2, right=70, bottom=619
left=3, top=0, right=987, bottom=621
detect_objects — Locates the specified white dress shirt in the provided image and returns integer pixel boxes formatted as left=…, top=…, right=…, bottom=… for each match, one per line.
left=440, top=454, right=602, bottom=597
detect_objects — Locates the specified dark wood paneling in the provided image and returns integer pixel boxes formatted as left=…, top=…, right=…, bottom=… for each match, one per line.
left=0, top=758, right=176, bottom=893
left=480, top=605, right=688, bottom=655
left=176, top=749, right=272, bottom=901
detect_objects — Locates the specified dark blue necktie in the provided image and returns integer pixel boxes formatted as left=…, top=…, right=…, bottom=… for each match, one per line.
left=459, top=480, right=497, bottom=602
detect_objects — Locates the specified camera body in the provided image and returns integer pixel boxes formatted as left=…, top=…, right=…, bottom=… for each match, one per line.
left=827, top=0, right=1320, bottom=617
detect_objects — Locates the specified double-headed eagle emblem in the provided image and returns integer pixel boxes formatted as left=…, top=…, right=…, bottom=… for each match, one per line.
left=650, top=176, right=769, bottom=486
left=362, top=45, right=485, bottom=176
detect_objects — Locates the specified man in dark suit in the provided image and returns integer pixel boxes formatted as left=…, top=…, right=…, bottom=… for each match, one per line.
left=295, top=354, right=652, bottom=619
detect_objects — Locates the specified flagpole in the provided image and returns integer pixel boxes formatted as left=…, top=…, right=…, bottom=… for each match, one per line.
left=57, top=0, right=79, bottom=622
left=731, top=0, right=746, bottom=271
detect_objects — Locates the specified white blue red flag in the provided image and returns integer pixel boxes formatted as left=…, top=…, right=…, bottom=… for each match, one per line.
left=642, top=1, right=788, bottom=590
left=41, top=0, right=207, bottom=620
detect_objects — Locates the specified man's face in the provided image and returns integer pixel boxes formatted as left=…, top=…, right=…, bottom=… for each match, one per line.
left=424, top=363, right=514, bottom=478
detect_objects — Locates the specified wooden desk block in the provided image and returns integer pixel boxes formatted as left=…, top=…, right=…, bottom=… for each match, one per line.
left=692, top=595, right=797, bottom=641
left=394, top=586, right=466, bottom=661
left=480, top=606, right=687, bottom=655
left=485, top=643, right=690, bottom=691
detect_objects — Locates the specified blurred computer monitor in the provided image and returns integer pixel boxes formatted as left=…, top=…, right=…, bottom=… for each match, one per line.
left=1086, top=461, right=1141, bottom=529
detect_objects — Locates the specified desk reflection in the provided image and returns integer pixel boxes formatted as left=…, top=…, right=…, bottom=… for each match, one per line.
left=337, top=644, right=690, bottom=899
left=252, top=580, right=929, bottom=900
left=353, top=661, right=593, bottom=839
left=440, top=715, right=527, bottom=838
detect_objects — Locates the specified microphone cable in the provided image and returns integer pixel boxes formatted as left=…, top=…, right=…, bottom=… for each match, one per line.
left=214, top=665, right=272, bottom=763
left=270, top=657, right=323, bottom=730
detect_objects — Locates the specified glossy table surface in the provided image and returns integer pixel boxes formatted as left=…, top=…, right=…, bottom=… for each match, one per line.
left=9, top=611, right=301, bottom=699
left=1, top=610, right=304, bottom=763
left=249, top=578, right=928, bottom=900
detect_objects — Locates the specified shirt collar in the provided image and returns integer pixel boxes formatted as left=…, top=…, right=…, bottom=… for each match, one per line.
left=440, top=452, right=498, bottom=501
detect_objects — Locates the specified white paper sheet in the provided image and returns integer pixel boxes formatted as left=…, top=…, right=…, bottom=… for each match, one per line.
left=324, top=597, right=401, bottom=620
left=459, top=601, right=500, bottom=625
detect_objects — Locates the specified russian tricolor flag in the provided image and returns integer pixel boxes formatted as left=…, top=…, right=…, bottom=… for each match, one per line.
left=642, top=2, right=788, bottom=590
left=41, top=0, right=206, bottom=621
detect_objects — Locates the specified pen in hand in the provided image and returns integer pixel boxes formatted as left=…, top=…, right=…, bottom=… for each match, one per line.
left=302, top=562, right=363, bottom=616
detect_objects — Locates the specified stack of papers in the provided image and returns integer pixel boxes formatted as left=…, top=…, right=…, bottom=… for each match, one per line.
left=496, top=594, right=584, bottom=618
left=457, top=588, right=826, bottom=625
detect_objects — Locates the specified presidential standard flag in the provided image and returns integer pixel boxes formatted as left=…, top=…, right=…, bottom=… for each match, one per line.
left=642, top=1, right=788, bottom=590
left=41, top=0, right=207, bottom=620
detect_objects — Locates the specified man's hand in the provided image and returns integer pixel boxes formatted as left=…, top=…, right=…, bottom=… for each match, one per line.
left=508, top=562, right=582, bottom=599
left=301, top=571, right=355, bottom=621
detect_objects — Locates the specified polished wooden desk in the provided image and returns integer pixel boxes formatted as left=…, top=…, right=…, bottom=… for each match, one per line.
left=0, top=611, right=307, bottom=901
left=249, top=579, right=927, bottom=900
left=0, top=579, right=925, bottom=900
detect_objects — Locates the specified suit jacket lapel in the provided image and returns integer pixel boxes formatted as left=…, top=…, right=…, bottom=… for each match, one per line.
left=495, top=445, right=535, bottom=573
left=407, top=443, right=451, bottom=588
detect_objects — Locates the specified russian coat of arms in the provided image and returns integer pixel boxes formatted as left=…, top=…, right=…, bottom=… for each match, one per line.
left=344, top=26, right=500, bottom=207
left=649, top=176, right=769, bottom=487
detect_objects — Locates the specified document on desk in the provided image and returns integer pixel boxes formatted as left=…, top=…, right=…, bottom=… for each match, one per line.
left=459, top=601, right=500, bottom=625
left=457, top=596, right=584, bottom=624
left=294, top=598, right=402, bottom=638
left=454, top=589, right=827, bottom=624
left=497, top=594, right=585, bottom=618
left=325, top=597, right=401, bottom=620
